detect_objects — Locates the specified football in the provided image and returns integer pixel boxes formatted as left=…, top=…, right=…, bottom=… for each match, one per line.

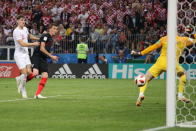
left=135, top=75, right=146, bottom=87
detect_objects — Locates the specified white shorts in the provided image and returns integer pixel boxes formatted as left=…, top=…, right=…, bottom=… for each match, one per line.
left=14, top=54, right=31, bottom=70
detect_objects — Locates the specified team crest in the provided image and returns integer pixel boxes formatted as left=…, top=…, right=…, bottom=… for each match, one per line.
left=43, top=37, right=47, bottom=41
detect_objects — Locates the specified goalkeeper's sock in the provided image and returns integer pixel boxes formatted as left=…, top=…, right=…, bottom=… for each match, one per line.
left=178, top=92, right=183, bottom=98
left=139, top=82, right=148, bottom=94
left=178, top=92, right=190, bottom=103
left=35, top=78, right=47, bottom=96
left=178, top=74, right=186, bottom=94
left=27, top=73, right=35, bottom=82
left=139, top=92, right=144, bottom=97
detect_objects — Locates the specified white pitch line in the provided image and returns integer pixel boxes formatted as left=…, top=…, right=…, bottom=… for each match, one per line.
left=0, top=94, right=64, bottom=103
left=0, top=94, right=166, bottom=107
left=0, top=94, right=134, bottom=103
left=142, top=126, right=170, bottom=131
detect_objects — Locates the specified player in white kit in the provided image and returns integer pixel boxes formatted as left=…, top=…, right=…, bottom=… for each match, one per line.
left=13, top=15, right=39, bottom=98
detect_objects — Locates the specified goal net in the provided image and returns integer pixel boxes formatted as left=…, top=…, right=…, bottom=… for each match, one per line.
left=176, top=0, right=196, bottom=127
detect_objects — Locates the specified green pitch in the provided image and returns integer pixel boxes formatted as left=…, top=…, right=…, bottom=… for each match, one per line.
left=0, top=78, right=195, bottom=131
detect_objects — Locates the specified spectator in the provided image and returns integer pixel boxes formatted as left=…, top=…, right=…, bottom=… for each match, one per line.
left=32, top=5, right=42, bottom=28
left=30, top=24, right=39, bottom=36
left=76, top=36, right=89, bottom=63
left=123, top=14, right=132, bottom=30
left=90, top=27, right=100, bottom=53
left=87, top=9, right=99, bottom=28
left=158, top=25, right=167, bottom=37
left=58, top=24, right=66, bottom=38
left=99, top=55, right=107, bottom=64
left=0, top=27, right=4, bottom=45
left=127, top=10, right=143, bottom=33
left=112, top=50, right=127, bottom=63
left=144, top=51, right=156, bottom=63
left=41, top=11, right=52, bottom=29
left=3, top=25, right=12, bottom=38
left=75, top=23, right=84, bottom=35
left=99, top=27, right=110, bottom=53
left=60, top=7, right=71, bottom=24
left=116, top=31, right=127, bottom=51
left=78, top=9, right=89, bottom=29
left=106, top=27, right=118, bottom=53
left=155, top=3, right=167, bottom=27
left=144, top=6, right=156, bottom=27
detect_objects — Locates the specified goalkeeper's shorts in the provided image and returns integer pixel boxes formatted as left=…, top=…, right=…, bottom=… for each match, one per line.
left=149, top=57, right=184, bottom=78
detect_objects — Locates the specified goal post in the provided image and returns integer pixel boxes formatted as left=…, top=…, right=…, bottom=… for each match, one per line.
left=167, top=0, right=177, bottom=127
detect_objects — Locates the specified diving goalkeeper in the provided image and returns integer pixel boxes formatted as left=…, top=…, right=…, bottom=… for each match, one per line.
left=132, top=34, right=196, bottom=106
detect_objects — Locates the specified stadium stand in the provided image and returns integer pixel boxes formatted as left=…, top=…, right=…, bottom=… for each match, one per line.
left=0, top=0, right=168, bottom=63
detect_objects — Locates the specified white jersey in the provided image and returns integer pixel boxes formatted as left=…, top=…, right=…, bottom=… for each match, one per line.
left=13, top=26, right=29, bottom=56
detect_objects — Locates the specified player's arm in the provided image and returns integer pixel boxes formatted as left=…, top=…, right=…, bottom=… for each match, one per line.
left=17, top=40, right=39, bottom=47
left=131, top=40, right=162, bottom=56
left=40, top=42, right=58, bottom=61
left=184, top=36, right=196, bottom=47
left=29, top=34, right=39, bottom=40
left=189, top=34, right=196, bottom=45
left=14, top=30, right=39, bottom=47
left=140, top=42, right=162, bottom=55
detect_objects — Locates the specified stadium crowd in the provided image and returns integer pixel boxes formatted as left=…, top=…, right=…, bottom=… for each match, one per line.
left=0, top=0, right=168, bottom=54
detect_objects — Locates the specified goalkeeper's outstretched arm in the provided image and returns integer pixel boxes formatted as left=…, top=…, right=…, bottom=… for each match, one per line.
left=185, top=34, right=196, bottom=47
left=131, top=39, right=163, bottom=56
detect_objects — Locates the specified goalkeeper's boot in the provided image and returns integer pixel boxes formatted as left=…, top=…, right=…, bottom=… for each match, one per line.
left=178, top=96, right=191, bottom=103
left=136, top=95, right=145, bottom=106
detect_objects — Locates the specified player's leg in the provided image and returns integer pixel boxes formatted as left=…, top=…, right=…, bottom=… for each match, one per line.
left=18, top=68, right=28, bottom=98
left=26, top=54, right=39, bottom=82
left=35, top=72, right=48, bottom=99
left=136, top=62, right=164, bottom=106
left=32, top=68, right=39, bottom=76
left=14, top=55, right=28, bottom=98
left=34, top=59, right=48, bottom=99
left=26, top=64, right=35, bottom=82
left=140, top=71, right=154, bottom=94
left=176, top=65, right=190, bottom=103
left=78, top=59, right=82, bottom=63
left=83, top=59, right=87, bottom=63
left=136, top=71, right=154, bottom=106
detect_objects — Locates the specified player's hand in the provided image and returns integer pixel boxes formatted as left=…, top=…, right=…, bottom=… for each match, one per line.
left=131, top=50, right=141, bottom=55
left=131, top=50, right=142, bottom=58
left=51, top=55, right=58, bottom=61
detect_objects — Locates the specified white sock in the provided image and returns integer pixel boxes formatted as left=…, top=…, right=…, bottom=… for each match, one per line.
left=20, top=74, right=27, bottom=97
left=178, top=92, right=183, bottom=98
left=20, top=74, right=27, bottom=87
left=139, top=92, right=144, bottom=97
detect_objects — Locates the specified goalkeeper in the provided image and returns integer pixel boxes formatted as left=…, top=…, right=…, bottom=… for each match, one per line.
left=132, top=34, right=196, bottom=106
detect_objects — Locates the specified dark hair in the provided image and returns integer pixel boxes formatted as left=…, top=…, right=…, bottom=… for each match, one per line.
left=48, top=23, right=58, bottom=29
left=16, top=15, right=25, bottom=20
left=80, top=35, right=86, bottom=42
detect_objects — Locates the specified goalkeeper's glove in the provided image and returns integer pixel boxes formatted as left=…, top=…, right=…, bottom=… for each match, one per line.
left=131, top=50, right=142, bottom=58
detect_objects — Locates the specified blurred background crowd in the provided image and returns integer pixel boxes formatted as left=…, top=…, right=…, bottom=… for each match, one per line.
left=0, top=0, right=168, bottom=54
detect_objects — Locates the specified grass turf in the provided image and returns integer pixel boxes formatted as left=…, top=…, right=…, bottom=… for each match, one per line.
left=0, top=78, right=195, bottom=131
